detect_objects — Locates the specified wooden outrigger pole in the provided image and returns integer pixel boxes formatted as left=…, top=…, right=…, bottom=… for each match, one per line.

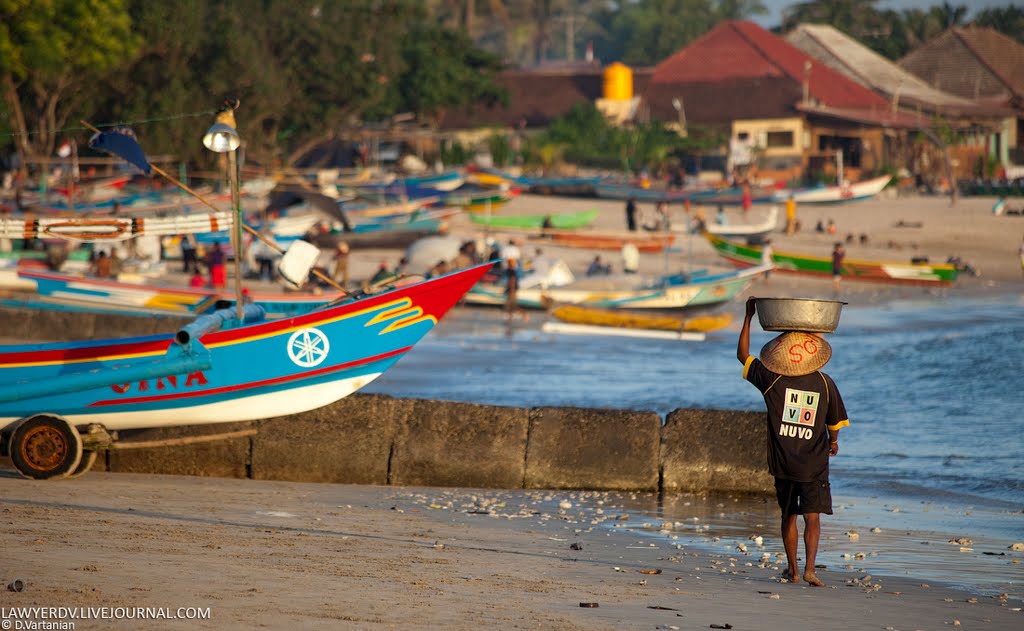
left=79, top=120, right=348, bottom=299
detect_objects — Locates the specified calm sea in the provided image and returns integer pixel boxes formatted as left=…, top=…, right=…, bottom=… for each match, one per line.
left=366, top=294, right=1024, bottom=594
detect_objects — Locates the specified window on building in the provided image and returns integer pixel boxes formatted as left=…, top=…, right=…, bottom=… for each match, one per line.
left=765, top=131, right=794, bottom=149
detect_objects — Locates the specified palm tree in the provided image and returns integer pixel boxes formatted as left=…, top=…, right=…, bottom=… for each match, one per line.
left=929, top=2, right=969, bottom=29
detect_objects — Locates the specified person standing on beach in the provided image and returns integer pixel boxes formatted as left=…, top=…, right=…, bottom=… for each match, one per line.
left=785, top=195, right=797, bottom=235
left=831, top=242, right=845, bottom=291
left=1018, top=235, right=1024, bottom=278
left=760, top=239, right=774, bottom=280
left=504, top=255, right=527, bottom=322
left=206, top=241, right=226, bottom=289
left=332, top=242, right=350, bottom=289
left=180, top=233, right=199, bottom=274
left=625, top=197, right=638, bottom=232
left=737, top=297, right=849, bottom=587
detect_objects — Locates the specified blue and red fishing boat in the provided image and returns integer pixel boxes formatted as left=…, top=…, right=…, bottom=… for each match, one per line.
left=0, top=262, right=493, bottom=479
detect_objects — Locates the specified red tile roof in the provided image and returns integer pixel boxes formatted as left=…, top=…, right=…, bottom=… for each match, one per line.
left=651, top=21, right=891, bottom=111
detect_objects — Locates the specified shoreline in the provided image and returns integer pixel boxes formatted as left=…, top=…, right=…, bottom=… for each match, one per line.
left=0, top=472, right=1020, bottom=630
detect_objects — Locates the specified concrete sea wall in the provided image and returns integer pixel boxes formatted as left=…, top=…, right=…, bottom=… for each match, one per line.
left=100, top=394, right=772, bottom=494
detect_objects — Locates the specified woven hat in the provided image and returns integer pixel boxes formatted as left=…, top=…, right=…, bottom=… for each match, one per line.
left=759, top=331, right=832, bottom=376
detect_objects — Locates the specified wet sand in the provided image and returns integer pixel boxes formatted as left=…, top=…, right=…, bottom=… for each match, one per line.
left=0, top=471, right=1020, bottom=630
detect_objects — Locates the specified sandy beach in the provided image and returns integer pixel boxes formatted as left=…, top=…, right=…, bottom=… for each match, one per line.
left=0, top=471, right=1020, bottom=630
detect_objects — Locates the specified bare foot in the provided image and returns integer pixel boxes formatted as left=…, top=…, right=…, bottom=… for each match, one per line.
left=803, top=570, right=825, bottom=587
left=780, top=570, right=800, bottom=583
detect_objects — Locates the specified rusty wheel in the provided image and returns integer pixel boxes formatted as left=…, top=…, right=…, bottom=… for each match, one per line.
left=8, top=415, right=83, bottom=480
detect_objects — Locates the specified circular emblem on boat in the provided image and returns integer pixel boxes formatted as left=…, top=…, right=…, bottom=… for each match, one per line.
left=287, top=328, right=330, bottom=368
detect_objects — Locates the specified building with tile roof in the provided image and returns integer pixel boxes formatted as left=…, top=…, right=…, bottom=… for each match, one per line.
left=787, top=23, right=1015, bottom=183
left=645, top=20, right=927, bottom=184
left=898, top=25, right=1024, bottom=171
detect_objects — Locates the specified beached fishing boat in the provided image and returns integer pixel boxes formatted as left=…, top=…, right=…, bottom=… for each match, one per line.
left=344, top=198, right=437, bottom=220
left=0, top=116, right=494, bottom=481
left=1, top=210, right=233, bottom=242
left=464, top=264, right=768, bottom=311
left=446, top=190, right=517, bottom=213
left=550, top=304, right=732, bottom=332
left=594, top=181, right=693, bottom=203
left=0, top=262, right=493, bottom=479
left=15, top=268, right=338, bottom=318
left=774, top=174, right=891, bottom=204
left=689, top=185, right=777, bottom=206
left=534, top=230, right=675, bottom=253
left=699, top=205, right=779, bottom=240
left=469, top=209, right=599, bottom=230
left=400, top=170, right=465, bottom=192
left=472, top=168, right=601, bottom=196
left=540, top=321, right=707, bottom=341
left=705, top=233, right=958, bottom=285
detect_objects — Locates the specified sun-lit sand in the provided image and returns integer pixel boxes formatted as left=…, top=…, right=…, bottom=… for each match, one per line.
left=334, top=190, right=1024, bottom=300
left=0, top=472, right=1020, bottom=630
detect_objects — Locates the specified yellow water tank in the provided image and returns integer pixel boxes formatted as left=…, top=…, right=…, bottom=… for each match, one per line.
left=603, top=62, right=633, bottom=101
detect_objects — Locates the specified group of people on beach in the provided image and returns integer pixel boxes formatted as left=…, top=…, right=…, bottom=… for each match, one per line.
left=177, top=235, right=226, bottom=289
left=624, top=197, right=715, bottom=234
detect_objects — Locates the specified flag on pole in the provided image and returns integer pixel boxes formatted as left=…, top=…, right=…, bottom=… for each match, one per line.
left=88, top=127, right=152, bottom=175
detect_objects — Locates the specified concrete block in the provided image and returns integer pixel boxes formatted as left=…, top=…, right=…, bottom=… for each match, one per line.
left=661, top=408, right=772, bottom=494
left=252, top=393, right=409, bottom=484
left=31, top=309, right=99, bottom=341
left=391, top=399, right=529, bottom=489
left=1, top=306, right=37, bottom=340
left=107, top=421, right=254, bottom=479
left=524, top=406, right=661, bottom=491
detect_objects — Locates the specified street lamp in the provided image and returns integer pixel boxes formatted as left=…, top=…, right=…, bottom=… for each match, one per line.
left=203, top=108, right=244, bottom=319
left=672, top=97, right=687, bottom=138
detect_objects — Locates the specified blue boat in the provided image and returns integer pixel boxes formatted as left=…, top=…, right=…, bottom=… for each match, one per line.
left=0, top=262, right=493, bottom=479
left=475, top=167, right=601, bottom=196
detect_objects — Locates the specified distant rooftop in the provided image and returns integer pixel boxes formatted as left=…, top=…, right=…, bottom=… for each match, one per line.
left=786, top=24, right=1008, bottom=118
left=898, top=26, right=1024, bottom=106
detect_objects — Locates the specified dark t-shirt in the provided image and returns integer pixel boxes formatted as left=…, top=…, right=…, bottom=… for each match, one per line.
left=743, top=357, right=849, bottom=482
left=832, top=249, right=844, bottom=274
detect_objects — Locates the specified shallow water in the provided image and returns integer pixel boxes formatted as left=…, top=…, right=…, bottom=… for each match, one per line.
left=367, top=294, right=1024, bottom=595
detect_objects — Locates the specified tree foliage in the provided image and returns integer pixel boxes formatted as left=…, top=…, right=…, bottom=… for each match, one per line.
left=2, top=0, right=1022, bottom=175
left=380, top=25, right=507, bottom=125
left=591, top=0, right=766, bottom=66
left=0, top=0, right=139, bottom=163
left=528, top=102, right=722, bottom=173
left=2, top=0, right=507, bottom=170
left=974, top=5, right=1024, bottom=44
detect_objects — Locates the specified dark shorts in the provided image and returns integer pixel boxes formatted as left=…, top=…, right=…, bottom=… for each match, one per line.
left=775, top=477, right=833, bottom=516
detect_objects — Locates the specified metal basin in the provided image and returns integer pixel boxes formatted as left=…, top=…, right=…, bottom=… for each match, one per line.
left=755, top=298, right=846, bottom=333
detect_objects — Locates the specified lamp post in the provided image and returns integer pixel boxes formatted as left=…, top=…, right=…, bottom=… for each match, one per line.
left=203, top=110, right=244, bottom=319
left=672, top=97, right=687, bottom=138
